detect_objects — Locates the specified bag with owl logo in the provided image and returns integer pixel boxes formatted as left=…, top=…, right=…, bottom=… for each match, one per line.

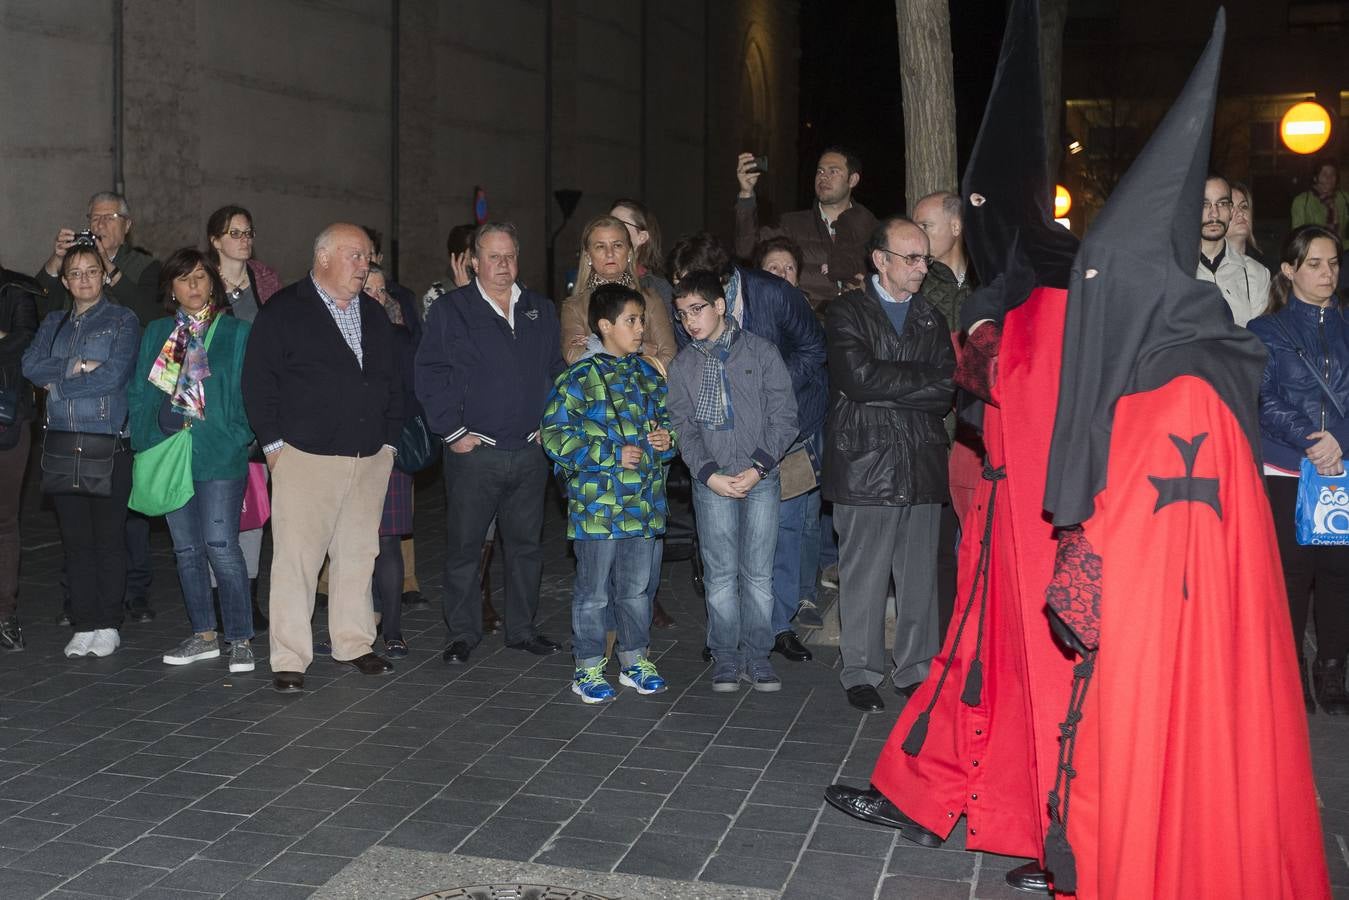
left=1295, top=458, right=1349, bottom=546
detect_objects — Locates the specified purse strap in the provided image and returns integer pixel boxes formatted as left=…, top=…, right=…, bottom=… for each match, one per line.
left=1272, top=315, right=1346, bottom=419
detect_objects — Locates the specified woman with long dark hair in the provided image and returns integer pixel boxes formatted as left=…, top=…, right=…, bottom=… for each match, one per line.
left=22, top=242, right=140, bottom=658
left=610, top=199, right=673, bottom=310
left=1248, top=224, right=1348, bottom=715
left=130, top=249, right=256, bottom=672
left=206, top=205, right=281, bottom=322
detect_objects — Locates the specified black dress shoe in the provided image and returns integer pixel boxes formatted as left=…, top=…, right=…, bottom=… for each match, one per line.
left=701, top=645, right=713, bottom=662
left=126, top=604, right=156, bottom=623
left=847, top=684, right=885, bottom=712
left=773, top=631, right=813, bottom=662
left=401, top=590, right=428, bottom=609
left=273, top=671, right=304, bottom=693
left=341, top=652, right=394, bottom=675
left=823, top=784, right=942, bottom=847
left=1005, top=862, right=1050, bottom=893
left=443, top=641, right=471, bottom=665
left=506, top=635, right=561, bottom=656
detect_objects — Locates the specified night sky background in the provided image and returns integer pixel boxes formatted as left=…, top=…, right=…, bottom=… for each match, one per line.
left=797, top=0, right=1010, bottom=217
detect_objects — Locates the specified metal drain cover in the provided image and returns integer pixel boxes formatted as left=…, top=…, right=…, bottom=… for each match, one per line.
left=414, top=887, right=617, bottom=900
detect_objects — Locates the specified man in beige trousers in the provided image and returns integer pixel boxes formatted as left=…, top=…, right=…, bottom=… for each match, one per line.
left=242, top=223, right=404, bottom=692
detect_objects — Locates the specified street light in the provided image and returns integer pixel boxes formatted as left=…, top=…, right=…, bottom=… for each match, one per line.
left=1280, top=101, right=1332, bottom=155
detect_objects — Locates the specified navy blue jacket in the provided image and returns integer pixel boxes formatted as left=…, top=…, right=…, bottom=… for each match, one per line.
left=673, top=266, right=828, bottom=439
left=415, top=283, right=564, bottom=450
left=241, top=278, right=403, bottom=457
left=1248, top=296, right=1349, bottom=472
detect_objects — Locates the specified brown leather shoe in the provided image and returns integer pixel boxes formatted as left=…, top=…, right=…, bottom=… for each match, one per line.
left=341, top=652, right=393, bottom=675
left=272, top=671, right=304, bottom=693
left=651, top=599, right=676, bottom=629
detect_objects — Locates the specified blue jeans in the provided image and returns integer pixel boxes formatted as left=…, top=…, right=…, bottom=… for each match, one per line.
left=771, top=489, right=820, bottom=634
left=693, top=471, right=780, bottom=663
left=603, top=535, right=663, bottom=632
left=165, top=478, right=252, bottom=642
left=572, top=537, right=654, bottom=668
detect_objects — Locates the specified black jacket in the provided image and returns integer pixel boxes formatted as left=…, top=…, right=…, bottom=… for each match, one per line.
left=242, top=277, right=403, bottom=457
left=822, top=281, right=956, bottom=506
left=0, top=269, right=40, bottom=431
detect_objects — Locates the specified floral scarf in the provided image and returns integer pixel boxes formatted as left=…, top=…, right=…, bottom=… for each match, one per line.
left=147, top=308, right=215, bottom=420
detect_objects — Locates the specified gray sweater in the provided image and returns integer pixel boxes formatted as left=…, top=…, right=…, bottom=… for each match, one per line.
left=667, top=328, right=799, bottom=484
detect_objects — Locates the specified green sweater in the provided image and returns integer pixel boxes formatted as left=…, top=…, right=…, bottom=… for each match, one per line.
left=129, top=314, right=254, bottom=481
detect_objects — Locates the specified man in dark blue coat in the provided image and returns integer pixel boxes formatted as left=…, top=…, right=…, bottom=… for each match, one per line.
left=668, top=233, right=828, bottom=663
left=415, top=223, right=566, bottom=665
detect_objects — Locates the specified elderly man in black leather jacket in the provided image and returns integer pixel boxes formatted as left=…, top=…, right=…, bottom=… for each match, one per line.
left=822, top=217, right=956, bottom=712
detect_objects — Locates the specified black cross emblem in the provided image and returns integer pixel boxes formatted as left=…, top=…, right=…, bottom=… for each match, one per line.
left=1148, top=433, right=1221, bottom=519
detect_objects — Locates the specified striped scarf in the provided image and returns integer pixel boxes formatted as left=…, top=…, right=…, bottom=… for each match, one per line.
left=690, top=316, right=739, bottom=430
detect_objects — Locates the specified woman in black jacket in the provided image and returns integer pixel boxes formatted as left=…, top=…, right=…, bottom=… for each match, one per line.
left=0, top=267, right=39, bottom=650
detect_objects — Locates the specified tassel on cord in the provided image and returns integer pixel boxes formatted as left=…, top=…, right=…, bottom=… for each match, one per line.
left=901, top=712, right=930, bottom=756
left=1043, top=822, right=1077, bottom=894
left=902, top=465, right=1006, bottom=756
left=960, top=659, right=984, bottom=706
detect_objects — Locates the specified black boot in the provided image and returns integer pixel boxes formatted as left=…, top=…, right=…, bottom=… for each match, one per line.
left=1299, top=654, right=1315, bottom=714
left=1313, top=657, right=1349, bottom=716
left=250, top=579, right=268, bottom=633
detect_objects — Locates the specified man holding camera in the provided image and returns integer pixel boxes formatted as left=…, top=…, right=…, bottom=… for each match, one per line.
left=734, top=148, right=877, bottom=308
left=37, top=192, right=163, bottom=325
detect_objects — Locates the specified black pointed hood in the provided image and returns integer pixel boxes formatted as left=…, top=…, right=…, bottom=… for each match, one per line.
left=1043, top=8, right=1267, bottom=527
left=960, top=0, right=1078, bottom=299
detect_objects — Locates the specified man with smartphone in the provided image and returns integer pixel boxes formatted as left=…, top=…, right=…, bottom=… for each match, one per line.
left=734, top=147, right=877, bottom=308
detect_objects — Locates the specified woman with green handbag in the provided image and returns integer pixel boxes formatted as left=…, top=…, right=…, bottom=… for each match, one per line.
left=129, top=248, right=256, bottom=673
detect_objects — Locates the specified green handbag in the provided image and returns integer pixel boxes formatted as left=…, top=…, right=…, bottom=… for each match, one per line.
left=128, top=318, right=220, bottom=516
left=128, top=427, right=195, bottom=515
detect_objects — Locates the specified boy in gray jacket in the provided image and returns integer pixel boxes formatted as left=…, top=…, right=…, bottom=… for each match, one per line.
left=667, top=271, right=799, bottom=692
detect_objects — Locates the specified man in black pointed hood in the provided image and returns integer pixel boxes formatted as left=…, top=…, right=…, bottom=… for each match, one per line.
left=1034, top=10, right=1329, bottom=897
left=824, top=0, right=1082, bottom=892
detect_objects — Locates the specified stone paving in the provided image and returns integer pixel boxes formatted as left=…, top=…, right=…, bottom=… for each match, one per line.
left=0, top=456, right=1346, bottom=899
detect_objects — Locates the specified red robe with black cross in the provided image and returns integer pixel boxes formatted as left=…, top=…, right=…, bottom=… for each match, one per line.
left=869, top=285, right=1076, bottom=860
left=1059, top=376, right=1329, bottom=899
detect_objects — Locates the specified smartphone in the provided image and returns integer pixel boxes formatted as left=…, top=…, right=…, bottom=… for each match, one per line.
left=749, top=155, right=769, bottom=175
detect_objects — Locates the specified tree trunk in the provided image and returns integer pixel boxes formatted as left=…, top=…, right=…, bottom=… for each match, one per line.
left=1040, top=0, right=1069, bottom=182
left=895, top=0, right=957, bottom=213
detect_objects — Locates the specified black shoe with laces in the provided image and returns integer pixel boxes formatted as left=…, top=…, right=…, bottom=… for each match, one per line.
left=0, top=616, right=23, bottom=651
left=1314, top=657, right=1349, bottom=716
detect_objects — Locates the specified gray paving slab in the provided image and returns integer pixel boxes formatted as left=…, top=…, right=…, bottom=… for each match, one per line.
left=0, top=456, right=1342, bottom=899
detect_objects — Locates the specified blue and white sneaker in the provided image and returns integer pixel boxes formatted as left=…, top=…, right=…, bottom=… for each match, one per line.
left=711, top=656, right=741, bottom=693
left=619, top=658, right=667, bottom=695
left=743, top=658, right=781, bottom=692
left=572, top=660, right=617, bottom=704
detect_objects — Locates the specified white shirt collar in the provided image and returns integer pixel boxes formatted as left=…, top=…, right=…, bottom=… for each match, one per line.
left=871, top=274, right=910, bottom=305
left=475, top=278, right=522, bottom=328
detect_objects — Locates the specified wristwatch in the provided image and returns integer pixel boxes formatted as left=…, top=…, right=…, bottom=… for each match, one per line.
left=752, top=462, right=769, bottom=479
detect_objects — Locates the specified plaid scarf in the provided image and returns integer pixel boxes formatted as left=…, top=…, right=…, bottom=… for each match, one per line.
left=690, top=316, right=739, bottom=430
left=147, top=308, right=214, bottom=420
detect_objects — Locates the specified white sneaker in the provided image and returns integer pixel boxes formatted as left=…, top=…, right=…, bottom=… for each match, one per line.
left=64, top=631, right=96, bottom=658
left=87, top=628, right=121, bottom=658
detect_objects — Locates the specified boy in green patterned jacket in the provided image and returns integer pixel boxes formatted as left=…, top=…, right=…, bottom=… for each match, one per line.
left=541, top=284, right=677, bottom=703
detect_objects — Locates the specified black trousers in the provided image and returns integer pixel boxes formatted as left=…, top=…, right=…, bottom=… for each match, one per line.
left=53, top=450, right=132, bottom=631
left=935, top=502, right=958, bottom=639
left=441, top=444, right=547, bottom=648
left=124, top=511, right=153, bottom=607
left=0, top=426, right=31, bottom=620
left=1266, top=475, right=1349, bottom=661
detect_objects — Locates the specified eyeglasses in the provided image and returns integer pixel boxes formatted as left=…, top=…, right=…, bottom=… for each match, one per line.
left=87, top=213, right=128, bottom=225
left=66, top=267, right=104, bottom=282
left=226, top=229, right=255, bottom=240
left=1201, top=199, right=1233, bottom=211
left=879, top=248, right=932, bottom=268
left=611, top=215, right=641, bottom=232
left=673, top=302, right=714, bottom=322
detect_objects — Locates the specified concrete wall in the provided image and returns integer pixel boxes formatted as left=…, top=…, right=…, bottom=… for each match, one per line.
left=1, top=0, right=798, bottom=301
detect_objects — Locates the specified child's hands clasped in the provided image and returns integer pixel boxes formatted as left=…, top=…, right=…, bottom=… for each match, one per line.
left=620, top=445, right=643, bottom=470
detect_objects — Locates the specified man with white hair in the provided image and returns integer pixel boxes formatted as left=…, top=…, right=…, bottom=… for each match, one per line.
left=38, top=191, right=162, bottom=324
left=242, top=222, right=404, bottom=693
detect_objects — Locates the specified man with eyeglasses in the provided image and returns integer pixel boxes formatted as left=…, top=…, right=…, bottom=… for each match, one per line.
left=242, top=223, right=404, bottom=693
left=37, top=192, right=162, bottom=325
left=734, top=147, right=878, bottom=307
left=1196, top=175, right=1269, bottom=326
left=822, top=217, right=955, bottom=713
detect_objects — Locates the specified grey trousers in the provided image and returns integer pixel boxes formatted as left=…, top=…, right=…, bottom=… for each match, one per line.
left=834, top=502, right=941, bottom=690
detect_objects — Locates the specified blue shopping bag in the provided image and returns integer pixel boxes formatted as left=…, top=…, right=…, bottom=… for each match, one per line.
left=1295, top=457, right=1349, bottom=546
